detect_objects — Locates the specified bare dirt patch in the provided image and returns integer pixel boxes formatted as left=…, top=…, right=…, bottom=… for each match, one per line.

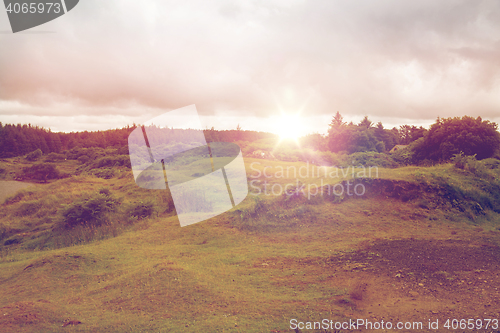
left=254, top=236, right=500, bottom=331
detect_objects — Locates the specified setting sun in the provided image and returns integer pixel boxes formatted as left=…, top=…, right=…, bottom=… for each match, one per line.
left=276, top=114, right=302, bottom=140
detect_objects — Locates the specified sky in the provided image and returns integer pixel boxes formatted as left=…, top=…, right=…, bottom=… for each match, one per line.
left=1, top=0, right=500, bottom=135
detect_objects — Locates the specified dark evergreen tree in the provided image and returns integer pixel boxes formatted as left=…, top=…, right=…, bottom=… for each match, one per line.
left=329, top=111, right=345, bottom=129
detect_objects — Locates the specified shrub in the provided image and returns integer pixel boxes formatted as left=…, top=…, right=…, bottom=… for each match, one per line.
left=88, top=155, right=131, bottom=169
left=60, top=188, right=121, bottom=229
left=452, top=153, right=475, bottom=170
left=375, top=141, right=385, bottom=153
left=4, top=237, right=21, bottom=246
left=25, top=149, right=43, bottom=161
left=21, top=163, right=60, bottom=182
left=77, top=155, right=89, bottom=164
left=235, top=196, right=267, bottom=221
left=128, top=200, right=156, bottom=220
left=66, top=147, right=105, bottom=161
left=91, top=168, right=115, bottom=179
left=391, top=145, right=415, bottom=165
left=44, top=152, right=66, bottom=162
left=451, top=153, right=491, bottom=178
left=117, top=146, right=130, bottom=155
left=66, top=148, right=87, bottom=160
left=481, top=158, right=500, bottom=170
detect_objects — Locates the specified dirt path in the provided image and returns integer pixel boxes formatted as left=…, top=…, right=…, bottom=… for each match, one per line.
left=0, top=181, right=34, bottom=204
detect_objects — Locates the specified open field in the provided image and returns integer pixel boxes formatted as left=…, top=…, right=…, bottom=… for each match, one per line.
left=1, top=156, right=500, bottom=332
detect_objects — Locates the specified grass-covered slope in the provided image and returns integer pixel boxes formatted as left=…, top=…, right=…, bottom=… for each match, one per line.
left=1, top=156, right=500, bottom=332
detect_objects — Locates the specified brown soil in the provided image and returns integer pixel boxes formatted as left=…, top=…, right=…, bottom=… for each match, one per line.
left=257, top=235, right=500, bottom=332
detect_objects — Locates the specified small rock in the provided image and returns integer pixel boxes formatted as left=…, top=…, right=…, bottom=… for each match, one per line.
left=409, top=291, right=419, bottom=297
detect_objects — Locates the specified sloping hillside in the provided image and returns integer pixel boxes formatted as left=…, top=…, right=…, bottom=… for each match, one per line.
left=1, top=157, right=500, bottom=332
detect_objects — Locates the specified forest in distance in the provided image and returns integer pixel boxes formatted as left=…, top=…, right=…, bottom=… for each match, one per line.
left=0, top=114, right=499, bottom=166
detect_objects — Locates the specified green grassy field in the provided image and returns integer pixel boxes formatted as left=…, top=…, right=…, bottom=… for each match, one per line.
left=1, top=156, right=500, bottom=332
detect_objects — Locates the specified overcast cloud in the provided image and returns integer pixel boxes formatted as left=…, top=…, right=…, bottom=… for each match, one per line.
left=1, top=0, right=500, bottom=133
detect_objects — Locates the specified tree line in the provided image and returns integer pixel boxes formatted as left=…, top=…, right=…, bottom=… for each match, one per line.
left=0, top=123, right=134, bottom=158
left=299, top=113, right=500, bottom=162
left=0, top=122, right=275, bottom=158
left=1, top=114, right=499, bottom=163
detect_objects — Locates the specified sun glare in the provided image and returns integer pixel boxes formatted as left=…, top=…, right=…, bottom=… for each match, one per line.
left=276, top=114, right=302, bottom=140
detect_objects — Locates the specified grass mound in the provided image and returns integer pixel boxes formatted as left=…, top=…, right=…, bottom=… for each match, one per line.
left=0, top=300, right=65, bottom=332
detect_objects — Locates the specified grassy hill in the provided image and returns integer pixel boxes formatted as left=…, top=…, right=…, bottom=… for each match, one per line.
left=1, top=154, right=500, bottom=332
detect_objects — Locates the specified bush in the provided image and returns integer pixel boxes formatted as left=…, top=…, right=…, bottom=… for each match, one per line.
left=21, top=163, right=61, bottom=182
left=66, top=147, right=105, bottom=161
left=391, top=144, right=415, bottom=165
left=4, top=237, right=21, bottom=246
left=44, top=152, right=66, bottom=162
left=375, top=141, right=385, bottom=153
left=60, top=188, right=121, bottom=229
left=88, top=155, right=131, bottom=169
left=452, top=153, right=494, bottom=180
left=25, top=149, right=43, bottom=161
left=235, top=196, right=267, bottom=221
left=481, top=158, right=500, bottom=170
left=117, top=146, right=130, bottom=155
left=77, top=156, right=89, bottom=164
left=452, top=153, right=476, bottom=170
left=128, top=200, right=156, bottom=220
left=91, top=168, right=115, bottom=179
